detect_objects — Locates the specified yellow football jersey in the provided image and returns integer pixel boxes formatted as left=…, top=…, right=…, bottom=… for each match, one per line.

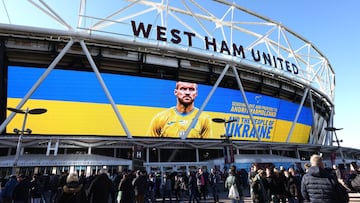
left=147, top=107, right=212, bottom=139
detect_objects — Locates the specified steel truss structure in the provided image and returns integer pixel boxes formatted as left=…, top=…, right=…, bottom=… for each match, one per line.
left=0, top=0, right=358, bottom=168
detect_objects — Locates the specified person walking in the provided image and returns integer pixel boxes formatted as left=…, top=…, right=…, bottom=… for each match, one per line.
left=301, top=154, right=349, bottom=203
left=209, top=167, right=220, bottom=203
left=225, top=166, right=244, bottom=203
left=118, top=171, right=134, bottom=203
left=284, top=170, right=299, bottom=203
left=161, top=173, right=173, bottom=203
left=251, top=169, right=268, bottom=203
left=29, top=174, right=43, bottom=203
left=347, top=162, right=360, bottom=192
left=55, top=173, right=87, bottom=203
left=187, top=171, right=200, bottom=203
left=48, top=173, right=60, bottom=203
left=87, top=168, right=116, bottom=203
left=288, top=167, right=304, bottom=203
left=271, top=168, right=286, bottom=203
left=1, top=175, right=17, bottom=203
left=12, top=174, right=30, bottom=203
left=146, top=173, right=156, bottom=203
left=179, top=174, right=188, bottom=202
left=196, top=168, right=207, bottom=201
left=132, top=170, right=148, bottom=203
left=173, top=174, right=182, bottom=202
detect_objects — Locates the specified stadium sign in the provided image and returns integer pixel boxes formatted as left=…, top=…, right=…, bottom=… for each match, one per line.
left=131, top=20, right=299, bottom=75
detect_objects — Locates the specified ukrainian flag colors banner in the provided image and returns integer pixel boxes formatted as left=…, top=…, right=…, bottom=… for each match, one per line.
left=6, top=66, right=312, bottom=143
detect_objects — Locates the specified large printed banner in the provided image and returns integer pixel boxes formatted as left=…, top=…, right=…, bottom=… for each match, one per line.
left=6, top=66, right=312, bottom=143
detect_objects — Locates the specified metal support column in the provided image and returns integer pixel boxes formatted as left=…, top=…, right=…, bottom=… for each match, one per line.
left=183, top=64, right=230, bottom=139
left=196, top=148, right=199, bottom=162
left=0, top=40, right=74, bottom=133
left=232, top=65, right=261, bottom=141
left=286, top=87, right=310, bottom=143
left=0, top=38, right=6, bottom=134
left=79, top=40, right=132, bottom=138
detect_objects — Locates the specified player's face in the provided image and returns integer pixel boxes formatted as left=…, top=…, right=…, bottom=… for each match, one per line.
left=175, top=82, right=198, bottom=105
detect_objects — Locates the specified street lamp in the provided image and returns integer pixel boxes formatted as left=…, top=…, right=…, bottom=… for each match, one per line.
left=324, top=127, right=345, bottom=163
left=324, top=127, right=343, bottom=148
left=212, top=118, right=238, bottom=170
left=7, top=107, right=47, bottom=174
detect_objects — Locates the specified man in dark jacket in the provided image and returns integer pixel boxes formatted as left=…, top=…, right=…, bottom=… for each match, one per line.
left=1, top=175, right=17, bottom=203
left=301, top=154, right=349, bottom=203
left=132, top=170, right=148, bottom=203
left=12, top=174, right=30, bottom=203
left=87, top=168, right=116, bottom=203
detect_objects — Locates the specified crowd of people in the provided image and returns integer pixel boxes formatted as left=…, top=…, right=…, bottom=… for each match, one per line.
left=116, top=167, right=228, bottom=203
left=0, top=168, right=117, bottom=203
left=248, top=155, right=360, bottom=203
left=0, top=154, right=359, bottom=203
left=0, top=166, right=227, bottom=203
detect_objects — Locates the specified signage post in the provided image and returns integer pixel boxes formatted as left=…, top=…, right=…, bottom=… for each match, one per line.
left=7, top=107, right=47, bottom=174
left=132, top=144, right=145, bottom=171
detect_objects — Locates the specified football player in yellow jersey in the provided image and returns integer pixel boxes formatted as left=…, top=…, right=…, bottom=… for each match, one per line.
left=146, top=81, right=213, bottom=139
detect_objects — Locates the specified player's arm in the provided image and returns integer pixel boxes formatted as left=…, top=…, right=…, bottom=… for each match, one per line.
left=200, top=114, right=213, bottom=139
left=146, top=115, right=162, bottom=137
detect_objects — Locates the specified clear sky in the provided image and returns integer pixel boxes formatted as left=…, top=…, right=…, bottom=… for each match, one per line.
left=0, top=0, right=359, bottom=149
left=236, top=0, right=360, bottom=149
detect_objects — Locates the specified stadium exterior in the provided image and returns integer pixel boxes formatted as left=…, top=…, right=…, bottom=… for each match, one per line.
left=0, top=0, right=359, bottom=176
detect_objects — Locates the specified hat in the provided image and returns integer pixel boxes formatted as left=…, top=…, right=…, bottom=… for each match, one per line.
left=18, top=174, right=25, bottom=179
left=66, top=173, right=79, bottom=183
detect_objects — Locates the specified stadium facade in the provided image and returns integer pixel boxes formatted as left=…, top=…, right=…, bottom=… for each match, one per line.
left=0, top=0, right=359, bottom=176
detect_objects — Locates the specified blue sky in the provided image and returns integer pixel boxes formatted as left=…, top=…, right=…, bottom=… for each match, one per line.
left=236, top=0, right=360, bottom=149
left=0, top=0, right=358, bottom=149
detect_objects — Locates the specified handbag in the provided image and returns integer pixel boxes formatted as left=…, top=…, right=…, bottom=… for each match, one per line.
left=228, top=184, right=239, bottom=200
left=116, top=191, right=122, bottom=202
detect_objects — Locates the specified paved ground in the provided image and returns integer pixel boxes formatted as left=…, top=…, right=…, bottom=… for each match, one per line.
left=217, top=192, right=360, bottom=203
left=158, top=190, right=360, bottom=203
left=349, top=193, right=360, bottom=203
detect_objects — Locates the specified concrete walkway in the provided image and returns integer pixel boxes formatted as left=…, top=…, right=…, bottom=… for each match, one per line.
left=211, top=192, right=360, bottom=203
left=159, top=191, right=360, bottom=203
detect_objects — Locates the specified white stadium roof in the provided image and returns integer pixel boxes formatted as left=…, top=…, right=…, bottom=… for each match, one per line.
left=0, top=0, right=335, bottom=104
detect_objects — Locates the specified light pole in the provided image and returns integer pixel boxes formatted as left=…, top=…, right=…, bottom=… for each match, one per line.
left=212, top=118, right=238, bottom=170
left=7, top=107, right=47, bottom=174
left=324, top=127, right=345, bottom=163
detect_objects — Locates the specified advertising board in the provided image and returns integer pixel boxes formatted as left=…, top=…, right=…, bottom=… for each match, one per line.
left=7, top=66, right=312, bottom=143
